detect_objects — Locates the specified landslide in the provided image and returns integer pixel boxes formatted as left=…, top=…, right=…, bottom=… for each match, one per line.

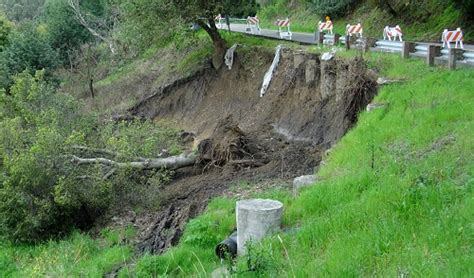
left=123, top=47, right=377, bottom=254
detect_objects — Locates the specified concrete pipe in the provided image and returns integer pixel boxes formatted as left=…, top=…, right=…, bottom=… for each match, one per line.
left=236, top=199, right=283, bottom=255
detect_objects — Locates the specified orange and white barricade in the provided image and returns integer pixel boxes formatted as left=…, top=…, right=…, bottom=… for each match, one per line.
left=247, top=16, right=261, bottom=34
left=318, top=20, right=333, bottom=34
left=346, top=23, right=363, bottom=37
left=215, top=14, right=223, bottom=29
left=442, top=28, right=464, bottom=49
left=276, top=18, right=292, bottom=40
left=383, top=25, right=403, bottom=41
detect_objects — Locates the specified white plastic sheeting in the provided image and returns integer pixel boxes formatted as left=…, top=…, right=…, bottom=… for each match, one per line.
left=225, top=44, right=238, bottom=70
left=260, top=45, right=282, bottom=98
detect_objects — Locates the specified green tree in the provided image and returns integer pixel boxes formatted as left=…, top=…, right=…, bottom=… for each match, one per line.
left=0, top=23, right=59, bottom=90
left=43, top=0, right=93, bottom=64
left=0, top=13, right=12, bottom=50
left=0, top=0, right=45, bottom=22
left=116, top=0, right=258, bottom=69
left=0, top=71, right=92, bottom=242
left=0, top=71, right=183, bottom=243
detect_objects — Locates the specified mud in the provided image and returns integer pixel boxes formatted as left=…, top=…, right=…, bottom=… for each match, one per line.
left=127, top=47, right=377, bottom=254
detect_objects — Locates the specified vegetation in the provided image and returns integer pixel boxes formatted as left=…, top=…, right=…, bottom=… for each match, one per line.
left=0, top=70, right=182, bottom=243
left=0, top=0, right=472, bottom=276
left=0, top=230, right=133, bottom=276
left=0, top=0, right=45, bottom=22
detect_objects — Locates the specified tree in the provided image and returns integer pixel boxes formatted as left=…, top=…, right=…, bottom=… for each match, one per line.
left=117, top=0, right=257, bottom=69
left=0, top=23, right=59, bottom=90
left=67, top=0, right=117, bottom=55
left=0, top=70, right=192, bottom=243
left=0, top=13, right=12, bottom=50
left=44, top=0, right=111, bottom=65
left=0, top=0, right=46, bottom=22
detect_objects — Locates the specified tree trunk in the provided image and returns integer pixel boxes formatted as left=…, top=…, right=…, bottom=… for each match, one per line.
left=70, top=152, right=197, bottom=170
left=89, top=78, right=94, bottom=98
left=198, top=18, right=227, bottom=70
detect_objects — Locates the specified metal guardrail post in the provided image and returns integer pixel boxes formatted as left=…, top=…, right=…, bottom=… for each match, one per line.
left=402, top=42, right=414, bottom=59
left=334, top=34, right=340, bottom=45
left=426, top=45, right=441, bottom=66
left=315, top=30, right=323, bottom=44
left=448, top=48, right=461, bottom=70
left=364, top=38, right=376, bottom=52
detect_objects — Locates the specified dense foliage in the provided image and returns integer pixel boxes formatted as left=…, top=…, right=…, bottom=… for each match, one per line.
left=0, top=0, right=45, bottom=22
left=0, top=23, right=59, bottom=90
left=0, top=70, right=181, bottom=243
left=0, top=13, right=11, bottom=50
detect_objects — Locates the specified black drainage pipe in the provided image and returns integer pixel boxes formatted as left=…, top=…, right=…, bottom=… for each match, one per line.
left=215, top=232, right=237, bottom=259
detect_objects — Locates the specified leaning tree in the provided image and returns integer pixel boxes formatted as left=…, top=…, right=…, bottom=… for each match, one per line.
left=145, top=0, right=257, bottom=69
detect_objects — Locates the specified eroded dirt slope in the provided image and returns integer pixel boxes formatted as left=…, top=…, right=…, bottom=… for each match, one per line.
left=124, top=47, right=377, bottom=254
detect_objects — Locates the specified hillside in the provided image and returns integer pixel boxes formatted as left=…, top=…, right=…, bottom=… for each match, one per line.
left=0, top=0, right=473, bottom=277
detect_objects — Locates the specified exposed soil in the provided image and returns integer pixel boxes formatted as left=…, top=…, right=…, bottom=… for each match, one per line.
left=120, top=47, right=377, bottom=254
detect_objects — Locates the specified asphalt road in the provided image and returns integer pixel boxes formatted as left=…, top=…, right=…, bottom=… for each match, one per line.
left=220, top=23, right=316, bottom=44
left=219, top=23, right=474, bottom=51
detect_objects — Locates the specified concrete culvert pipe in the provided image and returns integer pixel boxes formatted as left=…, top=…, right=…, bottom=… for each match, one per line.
left=236, top=199, right=283, bottom=255
left=215, top=232, right=237, bottom=259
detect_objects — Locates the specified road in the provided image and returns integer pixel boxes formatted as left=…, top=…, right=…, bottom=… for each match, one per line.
left=220, top=23, right=316, bottom=44
left=219, top=23, right=474, bottom=51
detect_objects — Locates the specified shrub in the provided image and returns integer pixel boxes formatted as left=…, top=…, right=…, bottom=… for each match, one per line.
left=0, top=70, right=183, bottom=243
left=0, top=23, right=59, bottom=90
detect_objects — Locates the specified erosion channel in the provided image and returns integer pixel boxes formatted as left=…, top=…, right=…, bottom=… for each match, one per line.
left=124, top=48, right=378, bottom=254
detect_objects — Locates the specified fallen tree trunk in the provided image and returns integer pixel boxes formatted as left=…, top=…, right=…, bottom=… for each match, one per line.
left=70, top=152, right=197, bottom=170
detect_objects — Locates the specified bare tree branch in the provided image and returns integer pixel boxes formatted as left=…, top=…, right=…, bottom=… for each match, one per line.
left=67, top=0, right=116, bottom=54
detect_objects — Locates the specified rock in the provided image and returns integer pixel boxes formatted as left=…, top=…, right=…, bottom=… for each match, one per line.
left=305, top=59, right=317, bottom=85
left=321, top=51, right=335, bottom=61
left=293, top=175, right=317, bottom=196
left=366, top=102, right=386, bottom=112
left=376, top=77, right=403, bottom=85
left=293, top=52, right=305, bottom=68
left=211, top=267, right=230, bottom=278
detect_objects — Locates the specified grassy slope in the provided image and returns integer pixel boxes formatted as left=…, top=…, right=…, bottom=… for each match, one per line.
left=128, top=52, right=473, bottom=276
left=0, top=232, right=133, bottom=277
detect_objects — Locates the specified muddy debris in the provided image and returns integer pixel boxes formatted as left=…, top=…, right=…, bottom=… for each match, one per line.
left=116, top=47, right=379, bottom=255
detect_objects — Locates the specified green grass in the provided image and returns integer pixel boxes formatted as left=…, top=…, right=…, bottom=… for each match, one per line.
left=0, top=231, right=133, bottom=277
left=126, top=53, right=473, bottom=276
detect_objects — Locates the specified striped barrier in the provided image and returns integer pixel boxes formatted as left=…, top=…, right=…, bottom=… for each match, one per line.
left=383, top=25, right=403, bottom=41
left=442, top=28, right=464, bottom=49
left=215, top=14, right=224, bottom=29
left=318, top=20, right=333, bottom=34
left=276, top=18, right=292, bottom=40
left=346, top=23, right=363, bottom=37
left=247, top=16, right=261, bottom=34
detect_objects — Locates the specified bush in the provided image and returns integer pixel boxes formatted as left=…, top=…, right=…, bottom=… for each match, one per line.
left=0, top=70, right=183, bottom=243
left=307, top=0, right=358, bottom=16
left=0, top=23, right=59, bottom=90
left=0, top=71, right=93, bottom=242
left=0, top=13, right=11, bottom=50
